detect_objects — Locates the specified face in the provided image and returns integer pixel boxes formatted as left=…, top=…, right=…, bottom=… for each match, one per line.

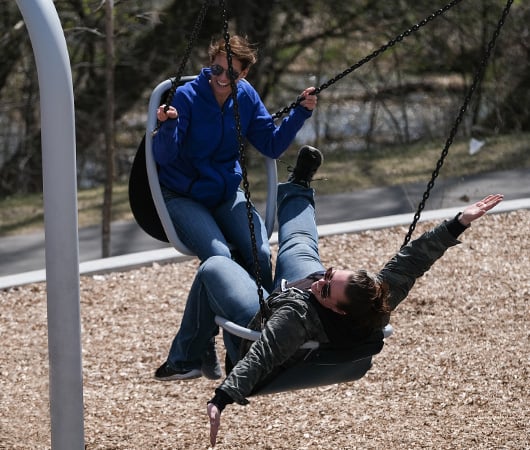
left=310, top=268, right=353, bottom=315
left=209, top=54, right=247, bottom=100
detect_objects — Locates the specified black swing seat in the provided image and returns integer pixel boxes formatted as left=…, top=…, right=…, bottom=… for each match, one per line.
left=215, top=315, right=393, bottom=396
left=128, top=76, right=278, bottom=256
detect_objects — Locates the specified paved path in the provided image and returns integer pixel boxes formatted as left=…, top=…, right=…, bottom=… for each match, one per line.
left=0, top=168, right=529, bottom=286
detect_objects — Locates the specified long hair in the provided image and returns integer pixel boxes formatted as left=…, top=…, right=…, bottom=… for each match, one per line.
left=339, top=270, right=391, bottom=331
left=208, top=35, right=258, bottom=70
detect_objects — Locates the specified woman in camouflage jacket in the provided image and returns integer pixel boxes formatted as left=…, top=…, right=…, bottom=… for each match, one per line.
left=205, top=185, right=503, bottom=446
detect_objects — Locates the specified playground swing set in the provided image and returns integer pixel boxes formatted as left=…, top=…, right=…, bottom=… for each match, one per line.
left=128, top=0, right=513, bottom=396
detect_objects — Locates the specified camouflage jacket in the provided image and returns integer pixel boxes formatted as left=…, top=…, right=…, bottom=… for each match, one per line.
left=218, top=220, right=462, bottom=405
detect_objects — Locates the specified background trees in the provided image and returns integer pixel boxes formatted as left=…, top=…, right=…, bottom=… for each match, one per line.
left=1, top=0, right=528, bottom=195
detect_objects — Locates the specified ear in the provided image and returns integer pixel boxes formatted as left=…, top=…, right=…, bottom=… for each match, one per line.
left=239, top=68, right=249, bottom=79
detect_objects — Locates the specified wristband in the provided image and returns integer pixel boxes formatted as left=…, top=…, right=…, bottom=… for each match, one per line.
left=207, top=389, right=234, bottom=412
left=446, top=213, right=468, bottom=238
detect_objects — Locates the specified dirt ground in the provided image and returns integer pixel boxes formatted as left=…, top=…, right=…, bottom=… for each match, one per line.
left=1, top=210, right=528, bottom=450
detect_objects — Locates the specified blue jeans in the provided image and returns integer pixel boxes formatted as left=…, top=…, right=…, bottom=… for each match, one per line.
left=274, top=182, right=325, bottom=286
left=162, top=186, right=273, bottom=291
left=165, top=182, right=325, bottom=367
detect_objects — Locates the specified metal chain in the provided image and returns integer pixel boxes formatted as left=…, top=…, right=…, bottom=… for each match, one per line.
left=401, top=0, right=514, bottom=248
left=146, top=0, right=512, bottom=313
left=272, top=0, right=465, bottom=120
left=151, top=0, right=211, bottom=135
left=219, top=0, right=269, bottom=323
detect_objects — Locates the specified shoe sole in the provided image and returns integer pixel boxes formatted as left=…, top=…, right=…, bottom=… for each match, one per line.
left=202, top=369, right=222, bottom=380
left=154, top=368, right=202, bottom=381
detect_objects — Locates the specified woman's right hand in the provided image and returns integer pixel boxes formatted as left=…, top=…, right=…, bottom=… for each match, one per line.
left=207, top=402, right=222, bottom=447
left=156, top=104, right=178, bottom=121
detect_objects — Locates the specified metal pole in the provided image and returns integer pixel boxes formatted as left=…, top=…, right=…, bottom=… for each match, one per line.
left=15, top=1, right=84, bottom=448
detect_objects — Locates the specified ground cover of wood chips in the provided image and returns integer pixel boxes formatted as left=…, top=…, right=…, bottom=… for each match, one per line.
left=1, top=210, right=528, bottom=449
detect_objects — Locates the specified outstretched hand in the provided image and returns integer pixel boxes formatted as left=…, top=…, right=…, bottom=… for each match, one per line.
left=207, top=402, right=221, bottom=447
left=458, top=194, right=504, bottom=226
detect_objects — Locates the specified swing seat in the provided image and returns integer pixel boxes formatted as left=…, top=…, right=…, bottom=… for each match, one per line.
left=128, top=77, right=278, bottom=255
left=215, top=315, right=393, bottom=396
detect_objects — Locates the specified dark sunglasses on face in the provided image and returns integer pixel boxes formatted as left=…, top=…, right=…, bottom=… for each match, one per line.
left=210, top=64, right=240, bottom=79
left=320, top=267, right=334, bottom=299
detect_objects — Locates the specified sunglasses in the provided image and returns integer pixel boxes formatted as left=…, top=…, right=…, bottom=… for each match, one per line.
left=210, top=64, right=240, bottom=79
left=320, top=267, right=334, bottom=299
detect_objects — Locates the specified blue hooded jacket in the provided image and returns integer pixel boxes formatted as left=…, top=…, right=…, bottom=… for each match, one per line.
left=153, top=68, right=313, bottom=208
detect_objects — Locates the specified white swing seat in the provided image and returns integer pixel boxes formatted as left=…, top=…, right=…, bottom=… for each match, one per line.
left=215, top=315, right=393, bottom=345
left=215, top=315, right=320, bottom=350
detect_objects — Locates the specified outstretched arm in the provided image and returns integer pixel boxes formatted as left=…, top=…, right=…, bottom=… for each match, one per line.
left=205, top=300, right=320, bottom=446
left=380, top=193, right=504, bottom=311
left=457, top=194, right=504, bottom=226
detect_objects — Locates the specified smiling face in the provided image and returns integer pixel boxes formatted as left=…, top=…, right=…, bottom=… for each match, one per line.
left=310, top=268, right=353, bottom=315
left=209, top=54, right=248, bottom=105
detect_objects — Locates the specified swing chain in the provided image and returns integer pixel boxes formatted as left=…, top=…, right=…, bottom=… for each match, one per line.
left=151, top=0, right=212, bottom=136
left=401, top=0, right=514, bottom=248
left=272, top=0, right=465, bottom=120
left=219, top=0, right=270, bottom=324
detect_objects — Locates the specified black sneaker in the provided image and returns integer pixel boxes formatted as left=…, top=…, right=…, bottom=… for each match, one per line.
left=201, top=338, right=222, bottom=380
left=154, top=361, right=202, bottom=381
left=288, top=145, right=323, bottom=188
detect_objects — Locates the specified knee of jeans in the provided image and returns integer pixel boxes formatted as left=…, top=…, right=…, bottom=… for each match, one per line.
left=199, top=255, right=233, bottom=274
left=281, top=236, right=318, bottom=254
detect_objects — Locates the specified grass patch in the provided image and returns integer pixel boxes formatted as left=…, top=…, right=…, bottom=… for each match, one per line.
left=1, top=133, right=528, bottom=237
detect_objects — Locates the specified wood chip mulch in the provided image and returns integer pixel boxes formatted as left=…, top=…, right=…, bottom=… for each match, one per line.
left=1, top=210, right=528, bottom=449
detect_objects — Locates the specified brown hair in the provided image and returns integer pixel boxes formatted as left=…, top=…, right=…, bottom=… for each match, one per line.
left=338, top=270, right=391, bottom=332
left=208, top=35, right=257, bottom=70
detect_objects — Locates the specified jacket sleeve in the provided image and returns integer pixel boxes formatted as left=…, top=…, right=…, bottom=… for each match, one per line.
left=152, top=119, right=179, bottom=165
left=151, top=90, right=192, bottom=165
left=379, top=221, right=462, bottom=311
left=216, top=301, right=319, bottom=405
left=242, top=82, right=312, bottom=159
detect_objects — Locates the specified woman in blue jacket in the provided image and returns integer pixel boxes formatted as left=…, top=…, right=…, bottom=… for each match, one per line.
left=154, top=35, right=317, bottom=292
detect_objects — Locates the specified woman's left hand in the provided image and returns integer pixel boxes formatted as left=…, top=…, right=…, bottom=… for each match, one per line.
left=459, top=194, right=504, bottom=226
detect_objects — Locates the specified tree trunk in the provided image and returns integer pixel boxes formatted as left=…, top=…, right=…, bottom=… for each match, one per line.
left=102, top=0, right=115, bottom=258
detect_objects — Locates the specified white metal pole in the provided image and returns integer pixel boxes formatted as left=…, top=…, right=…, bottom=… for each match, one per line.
left=14, top=1, right=84, bottom=449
